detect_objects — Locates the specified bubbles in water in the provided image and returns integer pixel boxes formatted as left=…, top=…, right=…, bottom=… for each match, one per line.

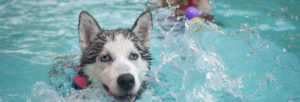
left=295, top=16, right=299, bottom=22
left=276, top=56, right=280, bottom=64
left=193, top=86, right=215, bottom=102
left=28, top=82, right=113, bottom=102
left=27, top=82, right=65, bottom=102
left=265, top=73, right=276, bottom=82
left=266, top=44, right=269, bottom=48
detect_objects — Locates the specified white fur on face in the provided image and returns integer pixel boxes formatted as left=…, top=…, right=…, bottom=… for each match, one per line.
left=84, top=34, right=149, bottom=96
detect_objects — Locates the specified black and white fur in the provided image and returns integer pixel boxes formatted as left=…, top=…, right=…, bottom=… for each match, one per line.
left=75, top=10, right=152, bottom=101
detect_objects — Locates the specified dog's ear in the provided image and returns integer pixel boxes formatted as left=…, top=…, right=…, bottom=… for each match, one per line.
left=132, top=11, right=152, bottom=49
left=78, top=10, right=101, bottom=51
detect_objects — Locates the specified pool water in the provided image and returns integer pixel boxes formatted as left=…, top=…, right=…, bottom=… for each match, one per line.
left=0, top=0, right=299, bottom=101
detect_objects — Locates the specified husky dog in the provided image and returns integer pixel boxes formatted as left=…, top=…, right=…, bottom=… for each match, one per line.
left=72, top=10, right=152, bottom=101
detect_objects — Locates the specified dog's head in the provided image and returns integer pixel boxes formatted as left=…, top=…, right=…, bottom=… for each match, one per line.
left=77, top=10, right=152, bottom=100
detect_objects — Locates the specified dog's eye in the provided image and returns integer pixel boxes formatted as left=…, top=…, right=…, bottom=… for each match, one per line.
left=129, top=53, right=138, bottom=60
left=100, top=55, right=111, bottom=62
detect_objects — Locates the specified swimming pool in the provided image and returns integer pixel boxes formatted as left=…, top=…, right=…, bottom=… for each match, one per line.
left=0, top=0, right=299, bottom=101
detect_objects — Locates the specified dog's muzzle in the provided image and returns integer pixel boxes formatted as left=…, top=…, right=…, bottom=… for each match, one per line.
left=117, top=73, right=135, bottom=91
left=102, top=73, right=137, bottom=100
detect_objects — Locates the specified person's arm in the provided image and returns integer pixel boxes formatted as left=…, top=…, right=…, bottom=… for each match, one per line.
left=194, top=0, right=211, bottom=13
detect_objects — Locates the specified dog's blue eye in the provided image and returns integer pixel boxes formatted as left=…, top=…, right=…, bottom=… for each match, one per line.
left=129, top=53, right=138, bottom=60
left=100, top=55, right=111, bottom=62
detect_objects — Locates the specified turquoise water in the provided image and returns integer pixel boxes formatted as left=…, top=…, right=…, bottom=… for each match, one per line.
left=0, top=0, right=299, bottom=101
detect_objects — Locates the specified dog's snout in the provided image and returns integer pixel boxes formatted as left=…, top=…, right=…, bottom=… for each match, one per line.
left=117, top=73, right=135, bottom=91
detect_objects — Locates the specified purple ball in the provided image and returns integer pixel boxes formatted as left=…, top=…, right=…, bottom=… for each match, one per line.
left=184, top=7, right=199, bottom=20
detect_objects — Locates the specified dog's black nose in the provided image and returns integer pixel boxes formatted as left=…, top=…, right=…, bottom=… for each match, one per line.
left=117, top=74, right=135, bottom=91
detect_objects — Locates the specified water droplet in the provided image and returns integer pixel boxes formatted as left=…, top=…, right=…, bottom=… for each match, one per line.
left=212, top=52, right=217, bottom=56
left=206, top=72, right=212, bottom=79
left=265, top=73, right=276, bottom=81
left=281, top=8, right=285, bottom=12
left=291, top=15, right=294, bottom=19
left=282, top=48, right=286, bottom=52
left=276, top=56, right=280, bottom=62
